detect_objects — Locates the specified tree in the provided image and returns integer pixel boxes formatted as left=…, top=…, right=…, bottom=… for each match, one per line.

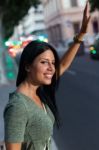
left=0, top=0, right=40, bottom=39
left=0, top=0, right=40, bottom=82
left=89, top=0, right=99, bottom=12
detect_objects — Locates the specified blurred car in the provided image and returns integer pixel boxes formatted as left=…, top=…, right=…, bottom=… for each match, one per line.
left=83, top=34, right=95, bottom=47
left=89, top=38, right=99, bottom=60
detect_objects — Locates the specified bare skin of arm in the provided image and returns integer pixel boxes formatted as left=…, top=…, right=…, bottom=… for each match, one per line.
left=59, top=2, right=91, bottom=76
left=5, top=143, right=22, bottom=150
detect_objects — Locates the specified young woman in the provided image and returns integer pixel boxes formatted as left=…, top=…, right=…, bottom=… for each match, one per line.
left=4, top=2, right=91, bottom=150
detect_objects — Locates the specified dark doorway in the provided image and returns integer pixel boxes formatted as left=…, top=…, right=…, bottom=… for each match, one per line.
left=93, top=20, right=99, bottom=34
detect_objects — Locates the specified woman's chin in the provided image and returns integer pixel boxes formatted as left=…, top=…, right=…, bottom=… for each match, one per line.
left=43, top=80, right=52, bottom=85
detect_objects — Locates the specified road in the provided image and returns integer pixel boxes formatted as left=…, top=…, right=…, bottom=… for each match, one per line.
left=54, top=54, right=99, bottom=150
left=0, top=54, right=99, bottom=150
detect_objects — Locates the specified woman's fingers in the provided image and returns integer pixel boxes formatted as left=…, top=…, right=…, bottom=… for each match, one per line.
left=85, top=1, right=91, bottom=24
left=84, top=1, right=90, bottom=18
left=84, top=1, right=88, bottom=14
left=80, top=1, right=91, bottom=33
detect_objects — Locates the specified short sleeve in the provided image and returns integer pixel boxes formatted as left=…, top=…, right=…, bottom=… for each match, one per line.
left=4, top=101, right=28, bottom=142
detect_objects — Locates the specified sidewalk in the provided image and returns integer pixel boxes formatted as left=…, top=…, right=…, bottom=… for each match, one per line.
left=0, top=83, right=16, bottom=142
left=0, top=142, right=5, bottom=150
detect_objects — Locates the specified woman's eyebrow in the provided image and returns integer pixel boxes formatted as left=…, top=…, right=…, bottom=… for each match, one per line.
left=40, top=58, right=55, bottom=62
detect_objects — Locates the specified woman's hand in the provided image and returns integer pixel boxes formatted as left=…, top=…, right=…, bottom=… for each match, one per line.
left=80, top=1, right=91, bottom=34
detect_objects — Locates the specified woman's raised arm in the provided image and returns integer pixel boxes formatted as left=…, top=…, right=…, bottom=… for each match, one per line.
left=59, top=1, right=91, bottom=76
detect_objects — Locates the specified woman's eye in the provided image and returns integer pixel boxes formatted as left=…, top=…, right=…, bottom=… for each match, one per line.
left=41, top=61, right=55, bottom=66
left=41, top=61, right=48, bottom=64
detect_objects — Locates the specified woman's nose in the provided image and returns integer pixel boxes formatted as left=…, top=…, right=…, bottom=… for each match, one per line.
left=48, top=63, right=54, bottom=71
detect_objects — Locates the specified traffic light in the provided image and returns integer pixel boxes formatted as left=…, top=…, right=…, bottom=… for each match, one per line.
left=90, top=46, right=97, bottom=54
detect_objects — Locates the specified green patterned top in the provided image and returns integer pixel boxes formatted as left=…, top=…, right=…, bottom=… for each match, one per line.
left=4, top=91, right=55, bottom=150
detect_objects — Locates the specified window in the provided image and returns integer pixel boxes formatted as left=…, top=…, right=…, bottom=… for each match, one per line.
left=93, top=19, right=99, bottom=34
left=71, top=0, right=77, bottom=7
left=35, top=20, right=44, bottom=24
left=34, top=9, right=43, bottom=14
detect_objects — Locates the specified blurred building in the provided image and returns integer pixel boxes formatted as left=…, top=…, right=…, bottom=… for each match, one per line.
left=10, top=4, right=46, bottom=40
left=41, top=0, right=99, bottom=47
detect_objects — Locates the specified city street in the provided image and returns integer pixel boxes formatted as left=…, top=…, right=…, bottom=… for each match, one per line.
left=0, top=54, right=99, bottom=150
left=0, top=0, right=99, bottom=150
left=54, top=54, right=99, bottom=150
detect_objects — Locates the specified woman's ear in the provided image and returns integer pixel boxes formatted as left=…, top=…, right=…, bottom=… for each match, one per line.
left=25, top=65, right=30, bottom=72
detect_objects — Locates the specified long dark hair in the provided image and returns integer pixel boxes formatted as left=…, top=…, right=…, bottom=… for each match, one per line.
left=16, top=40, right=60, bottom=127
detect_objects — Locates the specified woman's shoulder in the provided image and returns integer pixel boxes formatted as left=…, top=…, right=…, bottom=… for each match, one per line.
left=4, top=91, right=27, bottom=114
left=8, top=90, right=29, bottom=106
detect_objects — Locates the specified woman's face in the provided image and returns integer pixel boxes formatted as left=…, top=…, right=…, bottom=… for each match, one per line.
left=26, top=50, right=56, bottom=85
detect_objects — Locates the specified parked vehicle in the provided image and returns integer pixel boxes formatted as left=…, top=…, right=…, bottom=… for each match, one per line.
left=89, top=38, right=99, bottom=60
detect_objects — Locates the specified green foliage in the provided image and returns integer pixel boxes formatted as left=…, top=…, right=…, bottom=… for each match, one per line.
left=89, top=0, right=99, bottom=12
left=0, top=0, right=40, bottom=38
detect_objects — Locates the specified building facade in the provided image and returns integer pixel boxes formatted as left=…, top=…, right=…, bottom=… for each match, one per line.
left=11, top=4, right=46, bottom=40
left=41, top=0, right=99, bottom=47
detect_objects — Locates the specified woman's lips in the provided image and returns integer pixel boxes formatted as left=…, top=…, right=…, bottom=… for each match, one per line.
left=44, top=74, right=53, bottom=79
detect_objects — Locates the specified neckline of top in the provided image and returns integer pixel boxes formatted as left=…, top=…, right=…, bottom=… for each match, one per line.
left=14, top=90, right=47, bottom=114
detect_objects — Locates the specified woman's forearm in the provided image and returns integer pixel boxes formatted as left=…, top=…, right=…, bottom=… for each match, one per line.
left=59, top=33, right=85, bottom=76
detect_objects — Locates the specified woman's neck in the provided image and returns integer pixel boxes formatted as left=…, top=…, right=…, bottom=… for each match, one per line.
left=17, top=80, right=39, bottom=98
